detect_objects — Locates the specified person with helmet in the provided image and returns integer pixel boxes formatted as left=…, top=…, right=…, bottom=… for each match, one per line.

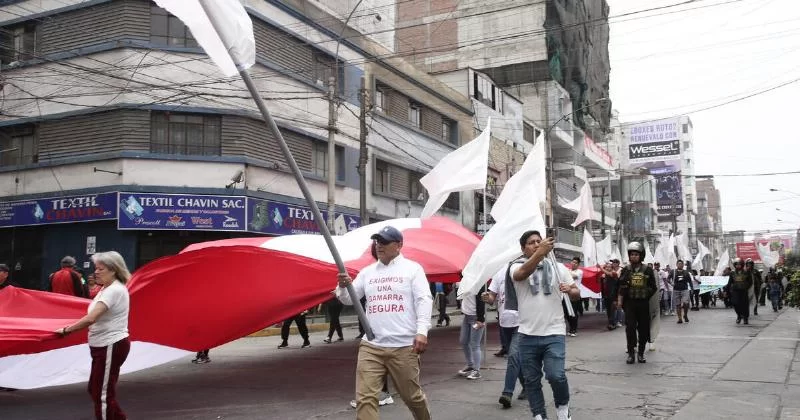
left=616, top=242, right=658, bottom=364
left=727, top=258, right=753, bottom=324
left=744, top=259, right=762, bottom=316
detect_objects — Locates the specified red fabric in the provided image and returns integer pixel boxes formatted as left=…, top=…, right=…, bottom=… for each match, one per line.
left=50, top=268, right=80, bottom=296
left=563, top=264, right=602, bottom=293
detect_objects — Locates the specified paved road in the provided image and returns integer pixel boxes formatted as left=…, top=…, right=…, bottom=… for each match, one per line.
left=2, top=306, right=799, bottom=419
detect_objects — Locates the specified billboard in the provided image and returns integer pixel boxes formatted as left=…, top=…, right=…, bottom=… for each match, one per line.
left=247, top=198, right=360, bottom=236
left=118, top=193, right=247, bottom=231
left=736, top=237, right=793, bottom=264
left=0, top=192, right=117, bottom=227
left=624, top=118, right=683, bottom=217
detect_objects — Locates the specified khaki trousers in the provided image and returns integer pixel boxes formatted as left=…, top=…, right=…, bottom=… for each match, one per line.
left=355, top=341, right=430, bottom=420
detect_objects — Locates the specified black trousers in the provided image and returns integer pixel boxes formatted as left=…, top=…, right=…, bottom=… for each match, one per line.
left=281, top=314, right=309, bottom=342
left=624, top=299, right=650, bottom=355
left=436, top=293, right=450, bottom=324
left=691, top=290, right=700, bottom=308
left=562, top=300, right=578, bottom=332
left=327, top=303, right=343, bottom=339
left=731, top=289, right=749, bottom=320
left=604, top=297, right=616, bottom=325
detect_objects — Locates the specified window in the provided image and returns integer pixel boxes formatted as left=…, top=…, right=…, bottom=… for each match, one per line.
left=523, top=123, right=535, bottom=144
left=410, top=172, right=426, bottom=201
left=151, top=6, right=198, bottom=47
left=442, top=192, right=460, bottom=211
left=374, top=87, right=385, bottom=114
left=311, top=141, right=345, bottom=182
left=1, top=22, right=37, bottom=64
left=0, top=125, right=37, bottom=166
left=313, top=53, right=336, bottom=87
left=150, top=112, right=221, bottom=155
left=409, top=103, right=421, bottom=128
left=374, top=160, right=389, bottom=194
left=682, top=123, right=689, bottom=134
left=473, top=73, right=500, bottom=112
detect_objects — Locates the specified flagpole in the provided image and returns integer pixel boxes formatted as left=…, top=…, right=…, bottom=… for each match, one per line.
left=482, top=185, right=488, bottom=361
left=198, top=1, right=373, bottom=340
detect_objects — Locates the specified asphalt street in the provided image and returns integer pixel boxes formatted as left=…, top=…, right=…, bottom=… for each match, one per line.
left=2, top=306, right=799, bottom=420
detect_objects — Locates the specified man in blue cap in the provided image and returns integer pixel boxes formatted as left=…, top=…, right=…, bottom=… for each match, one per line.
left=337, top=225, right=433, bottom=420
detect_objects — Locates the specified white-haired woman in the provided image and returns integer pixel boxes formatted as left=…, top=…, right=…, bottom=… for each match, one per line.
left=56, top=251, right=131, bottom=420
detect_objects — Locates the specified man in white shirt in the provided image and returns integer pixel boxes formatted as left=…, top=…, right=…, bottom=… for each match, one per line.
left=506, top=230, right=581, bottom=420
left=337, top=225, right=432, bottom=420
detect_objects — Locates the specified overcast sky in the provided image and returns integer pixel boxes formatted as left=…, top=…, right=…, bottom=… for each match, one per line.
left=608, top=0, right=800, bottom=239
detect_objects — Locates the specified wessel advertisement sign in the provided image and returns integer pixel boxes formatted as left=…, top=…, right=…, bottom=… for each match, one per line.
left=0, top=192, right=118, bottom=227
left=624, top=118, right=683, bottom=217
left=118, top=193, right=246, bottom=231
left=248, top=198, right=360, bottom=235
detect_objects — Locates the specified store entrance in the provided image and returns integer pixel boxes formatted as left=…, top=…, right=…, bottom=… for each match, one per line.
left=136, top=230, right=257, bottom=268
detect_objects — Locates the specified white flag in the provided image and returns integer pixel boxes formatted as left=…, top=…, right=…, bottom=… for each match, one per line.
left=154, top=0, right=255, bottom=76
left=693, top=239, right=710, bottom=269
left=568, top=182, right=595, bottom=227
left=582, top=228, right=597, bottom=267
left=457, top=132, right=546, bottom=299
left=421, top=118, right=492, bottom=219
left=643, top=238, right=655, bottom=264
left=596, top=235, right=613, bottom=263
left=756, top=242, right=779, bottom=268
left=714, top=250, right=730, bottom=276
left=675, top=233, right=692, bottom=262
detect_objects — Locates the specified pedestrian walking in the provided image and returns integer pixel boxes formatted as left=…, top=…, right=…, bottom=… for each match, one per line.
left=323, top=294, right=345, bottom=343
left=617, top=242, right=658, bottom=364
left=505, top=230, right=580, bottom=420
left=483, top=267, right=525, bottom=409
left=54, top=251, right=131, bottom=420
left=565, top=257, right=582, bottom=337
left=432, top=282, right=451, bottom=327
left=670, top=260, right=694, bottom=324
left=457, top=283, right=486, bottom=380
left=277, top=310, right=311, bottom=349
left=767, top=275, right=783, bottom=312
left=746, top=259, right=762, bottom=315
left=727, top=258, right=753, bottom=324
left=336, top=225, right=432, bottom=420
left=600, top=261, right=620, bottom=330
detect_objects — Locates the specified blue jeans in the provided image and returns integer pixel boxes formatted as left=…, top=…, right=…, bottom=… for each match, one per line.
left=502, top=330, right=524, bottom=396
left=518, top=334, right=569, bottom=417
left=499, top=325, right=516, bottom=353
left=459, top=314, right=484, bottom=370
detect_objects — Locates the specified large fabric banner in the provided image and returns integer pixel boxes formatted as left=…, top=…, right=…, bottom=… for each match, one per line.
left=697, top=276, right=728, bottom=294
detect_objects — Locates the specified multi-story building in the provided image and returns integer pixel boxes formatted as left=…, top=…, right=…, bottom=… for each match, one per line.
left=396, top=0, right=615, bottom=261
left=0, top=0, right=475, bottom=289
left=696, top=176, right=724, bottom=268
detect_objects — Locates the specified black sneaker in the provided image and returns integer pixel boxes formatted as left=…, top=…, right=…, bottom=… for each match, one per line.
left=736, top=317, right=741, bottom=324
left=517, top=389, right=527, bottom=400
left=637, top=353, right=646, bottom=363
left=743, top=319, right=749, bottom=325
left=499, top=394, right=512, bottom=409
left=278, top=342, right=288, bottom=349
left=684, top=314, right=689, bottom=323
left=301, top=341, right=311, bottom=348
left=626, top=354, right=635, bottom=364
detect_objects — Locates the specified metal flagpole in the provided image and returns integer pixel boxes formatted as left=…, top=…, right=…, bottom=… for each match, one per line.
left=482, top=186, right=488, bottom=361
left=199, top=1, right=373, bottom=340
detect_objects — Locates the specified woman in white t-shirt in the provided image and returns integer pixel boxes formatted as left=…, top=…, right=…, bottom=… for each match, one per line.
left=56, top=251, right=131, bottom=420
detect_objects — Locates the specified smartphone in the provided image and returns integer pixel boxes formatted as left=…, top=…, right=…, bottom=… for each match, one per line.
left=546, top=227, right=556, bottom=239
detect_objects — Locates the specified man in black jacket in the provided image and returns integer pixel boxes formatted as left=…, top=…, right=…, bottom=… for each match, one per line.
left=617, top=242, right=658, bottom=364
left=727, top=258, right=753, bottom=324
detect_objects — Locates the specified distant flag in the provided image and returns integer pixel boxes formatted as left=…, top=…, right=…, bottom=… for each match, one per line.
left=154, top=0, right=255, bottom=76
left=420, top=118, right=492, bottom=219
left=693, top=239, right=710, bottom=269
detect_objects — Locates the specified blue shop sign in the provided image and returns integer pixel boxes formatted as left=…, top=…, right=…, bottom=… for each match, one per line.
left=0, top=192, right=118, bottom=227
left=248, top=198, right=360, bottom=235
left=118, top=193, right=246, bottom=231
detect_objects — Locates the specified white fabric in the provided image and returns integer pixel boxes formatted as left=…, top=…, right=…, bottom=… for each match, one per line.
left=337, top=254, right=433, bottom=346
left=675, top=233, right=692, bottom=263
left=581, top=228, right=597, bottom=267
left=596, top=235, right=613, bottom=263
left=610, top=244, right=621, bottom=264
left=714, top=250, right=730, bottom=276
left=420, top=118, right=491, bottom=218
left=569, top=182, right=596, bottom=227
left=621, top=237, right=630, bottom=264
left=668, top=234, right=678, bottom=269
left=0, top=342, right=190, bottom=389
left=757, top=243, right=780, bottom=268
left=660, top=270, right=672, bottom=292
left=154, top=0, right=255, bottom=76
left=458, top=135, right=547, bottom=299
left=460, top=288, right=478, bottom=316
left=571, top=267, right=600, bottom=299
left=88, top=281, right=129, bottom=348
left=643, top=238, right=655, bottom=264
left=510, top=263, right=575, bottom=336
left=693, top=239, right=710, bottom=269
left=489, top=267, right=519, bottom=328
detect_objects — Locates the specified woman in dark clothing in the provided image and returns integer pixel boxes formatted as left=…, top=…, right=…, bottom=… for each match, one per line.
left=324, top=295, right=344, bottom=343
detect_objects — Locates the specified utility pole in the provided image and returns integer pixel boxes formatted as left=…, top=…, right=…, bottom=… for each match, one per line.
left=358, top=77, right=369, bottom=224
left=600, top=186, right=606, bottom=236
left=327, top=76, right=337, bottom=232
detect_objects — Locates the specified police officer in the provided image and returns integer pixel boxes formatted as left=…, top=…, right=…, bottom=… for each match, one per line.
left=617, top=242, right=658, bottom=364
left=727, top=258, right=753, bottom=324
left=745, top=258, right=762, bottom=316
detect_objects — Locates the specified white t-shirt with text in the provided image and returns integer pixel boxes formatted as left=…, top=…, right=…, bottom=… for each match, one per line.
left=337, top=254, right=433, bottom=347
left=88, top=280, right=130, bottom=347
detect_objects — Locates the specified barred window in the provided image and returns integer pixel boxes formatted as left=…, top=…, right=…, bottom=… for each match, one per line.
left=0, top=125, right=37, bottom=166
left=311, top=141, right=345, bottom=182
left=0, top=22, right=37, bottom=64
left=150, top=112, right=220, bottom=156
left=374, top=160, right=389, bottom=194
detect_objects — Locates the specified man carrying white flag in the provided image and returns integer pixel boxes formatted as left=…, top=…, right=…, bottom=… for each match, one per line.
left=420, top=118, right=492, bottom=219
